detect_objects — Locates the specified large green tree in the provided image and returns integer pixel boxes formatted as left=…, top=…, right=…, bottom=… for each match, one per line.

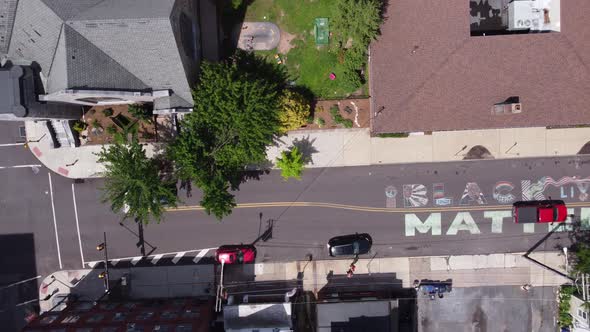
left=99, top=140, right=177, bottom=224
left=168, top=52, right=286, bottom=220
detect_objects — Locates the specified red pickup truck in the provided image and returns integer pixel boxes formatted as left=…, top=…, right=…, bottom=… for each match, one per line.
left=512, top=200, right=567, bottom=223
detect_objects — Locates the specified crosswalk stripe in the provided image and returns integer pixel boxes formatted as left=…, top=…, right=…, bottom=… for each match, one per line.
left=151, top=254, right=164, bottom=265
left=130, top=257, right=142, bottom=265
left=193, top=249, right=210, bottom=264
left=172, top=251, right=186, bottom=264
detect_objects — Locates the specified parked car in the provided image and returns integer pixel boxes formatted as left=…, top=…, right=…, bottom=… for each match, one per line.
left=512, top=200, right=567, bottom=223
left=215, top=245, right=257, bottom=264
left=327, top=233, right=372, bottom=257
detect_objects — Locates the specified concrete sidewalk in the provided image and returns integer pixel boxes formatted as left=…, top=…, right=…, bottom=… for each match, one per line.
left=233, top=251, right=569, bottom=293
left=267, top=126, right=590, bottom=168
left=38, top=251, right=568, bottom=313
left=26, top=120, right=590, bottom=178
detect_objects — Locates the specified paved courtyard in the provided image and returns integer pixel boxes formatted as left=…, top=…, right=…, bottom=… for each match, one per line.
left=418, top=286, right=558, bottom=332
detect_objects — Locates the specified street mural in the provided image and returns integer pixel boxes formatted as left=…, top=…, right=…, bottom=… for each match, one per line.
left=384, top=176, right=590, bottom=236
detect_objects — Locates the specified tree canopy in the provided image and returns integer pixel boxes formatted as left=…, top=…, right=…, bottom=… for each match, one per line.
left=98, top=140, right=177, bottom=224
left=168, top=52, right=287, bottom=220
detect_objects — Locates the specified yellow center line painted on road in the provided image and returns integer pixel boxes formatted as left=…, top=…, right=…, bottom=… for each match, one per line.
left=167, top=201, right=590, bottom=214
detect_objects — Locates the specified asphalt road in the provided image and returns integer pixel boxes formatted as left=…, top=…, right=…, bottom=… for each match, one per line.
left=2, top=120, right=590, bottom=309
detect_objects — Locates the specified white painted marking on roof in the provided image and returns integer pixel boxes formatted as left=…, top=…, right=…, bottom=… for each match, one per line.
left=193, top=249, right=210, bottom=264
left=110, top=259, right=120, bottom=266
left=87, top=261, right=98, bottom=269
left=151, top=254, right=164, bottom=265
left=130, top=257, right=142, bottom=265
left=172, top=252, right=186, bottom=264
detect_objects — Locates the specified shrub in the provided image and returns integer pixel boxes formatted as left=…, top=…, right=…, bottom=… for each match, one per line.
left=128, top=104, right=152, bottom=122
left=102, top=108, right=114, bottom=117
left=329, top=105, right=353, bottom=127
left=376, top=132, right=410, bottom=138
left=278, top=90, right=311, bottom=133
left=106, top=125, right=118, bottom=135
left=342, top=118, right=353, bottom=128
left=316, top=117, right=326, bottom=127
left=72, top=121, right=87, bottom=133
left=91, top=119, right=102, bottom=129
left=276, top=147, right=305, bottom=181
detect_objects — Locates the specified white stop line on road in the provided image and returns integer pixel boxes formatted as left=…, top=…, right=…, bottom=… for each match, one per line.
left=0, top=164, right=41, bottom=170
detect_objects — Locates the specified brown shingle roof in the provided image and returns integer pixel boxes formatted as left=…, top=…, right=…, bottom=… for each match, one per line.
left=369, top=0, right=590, bottom=133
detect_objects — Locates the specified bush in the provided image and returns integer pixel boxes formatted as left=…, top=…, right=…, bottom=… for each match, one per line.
left=91, top=118, right=102, bottom=129
left=276, top=147, right=305, bottom=181
left=377, top=132, right=410, bottom=138
left=278, top=90, right=311, bottom=133
left=316, top=117, right=326, bottom=127
left=128, top=104, right=152, bottom=122
left=102, top=108, right=114, bottom=117
left=329, top=104, right=354, bottom=128
left=558, top=286, right=574, bottom=328
left=342, top=118, right=353, bottom=128
left=106, top=125, right=118, bottom=135
left=72, top=121, right=87, bottom=133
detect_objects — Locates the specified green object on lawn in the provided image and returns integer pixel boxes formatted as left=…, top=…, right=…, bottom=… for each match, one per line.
left=314, top=18, right=329, bottom=45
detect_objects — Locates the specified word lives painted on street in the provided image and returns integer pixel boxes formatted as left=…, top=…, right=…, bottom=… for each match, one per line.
left=383, top=176, right=590, bottom=236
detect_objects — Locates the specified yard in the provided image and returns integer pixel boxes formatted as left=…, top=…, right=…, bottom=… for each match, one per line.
left=242, top=0, right=369, bottom=98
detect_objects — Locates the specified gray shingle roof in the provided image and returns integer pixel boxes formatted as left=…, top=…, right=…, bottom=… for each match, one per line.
left=0, top=0, right=19, bottom=54
left=41, top=0, right=104, bottom=21
left=64, top=24, right=148, bottom=90
left=7, top=0, right=196, bottom=110
left=70, top=0, right=176, bottom=21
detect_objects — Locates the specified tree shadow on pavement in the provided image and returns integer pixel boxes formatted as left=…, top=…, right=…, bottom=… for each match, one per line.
left=291, top=136, right=319, bottom=166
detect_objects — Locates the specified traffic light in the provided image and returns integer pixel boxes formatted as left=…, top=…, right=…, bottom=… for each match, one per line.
left=98, top=271, right=107, bottom=279
left=96, top=243, right=105, bottom=251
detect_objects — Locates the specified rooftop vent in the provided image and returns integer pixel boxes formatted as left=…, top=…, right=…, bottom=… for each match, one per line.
left=491, top=96, right=522, bottom=115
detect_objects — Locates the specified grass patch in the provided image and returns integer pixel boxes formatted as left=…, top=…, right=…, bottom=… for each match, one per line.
left=245, top=0, right=366, bottom=98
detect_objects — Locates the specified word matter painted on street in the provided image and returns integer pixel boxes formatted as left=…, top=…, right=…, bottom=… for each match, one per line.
left=404, top=208, right=589, bottom=236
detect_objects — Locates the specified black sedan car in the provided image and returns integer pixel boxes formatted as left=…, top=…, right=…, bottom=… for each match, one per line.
left=327, top=233, right=373, bottom=257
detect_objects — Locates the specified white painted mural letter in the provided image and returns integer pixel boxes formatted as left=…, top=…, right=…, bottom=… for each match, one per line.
left=447, top=212, right=481, bottom=235
left=405, top=213, right=442, bottom=236
left=484, top=210, right=512, bottom=233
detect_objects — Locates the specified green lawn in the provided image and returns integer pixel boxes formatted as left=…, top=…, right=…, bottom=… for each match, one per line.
left=244, top=0, right=363, bottom=99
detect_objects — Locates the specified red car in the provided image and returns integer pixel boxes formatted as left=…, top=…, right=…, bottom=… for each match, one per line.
left=215, top=245, right=257, bottom=264
left=512, top=200, right=567, bottom=223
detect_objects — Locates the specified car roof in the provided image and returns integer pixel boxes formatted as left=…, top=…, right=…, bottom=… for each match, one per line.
left=328, top=233, right=372, bottom=245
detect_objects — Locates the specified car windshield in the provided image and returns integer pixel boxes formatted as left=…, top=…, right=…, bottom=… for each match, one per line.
left=332, top=244, right=354, bottom=255
left=353, top=241, right=360, bottom=255
left=553, top=207, right=559, bottom=220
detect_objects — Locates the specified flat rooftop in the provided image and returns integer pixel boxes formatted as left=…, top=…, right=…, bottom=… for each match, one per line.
left=370, top=0, right=590, bottom=133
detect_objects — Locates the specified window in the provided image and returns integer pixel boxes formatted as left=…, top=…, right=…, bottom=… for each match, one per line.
left=174, top=325, right=192, bottom=332
left=584, top=311, right=588, bottom=320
